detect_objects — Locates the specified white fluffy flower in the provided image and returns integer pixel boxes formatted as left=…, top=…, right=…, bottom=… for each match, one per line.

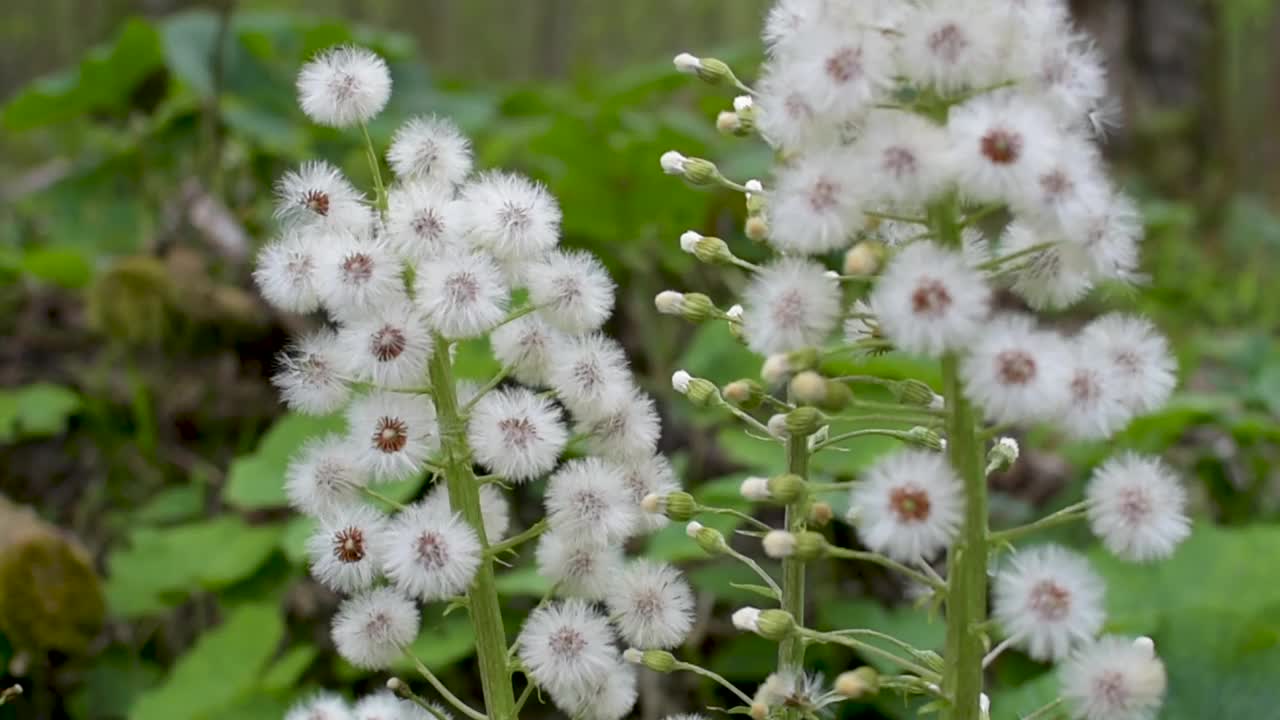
left=618, top=453, right=680, bottom=533
left=354, top=692, right=446, bottom=720
left=1071, top=191, right=1142, bottom=282
left=742, top=257, right=842, bottom=355
left=346, top=391, right=438, bottom=481
left=767, top=151, right=863, bottom=254
left=467, top=386, right=568, bottom=482
left=308, top=503, right=388, bottom=593
left=576, top=389, right=661, bottom=460
left=286, top=693, right=352, bottom=720
left=854, top=112, right=953, bottom=207
left=1059, top=347, right=1134, bottom=440
left=1023, top=32, right=1109, bottom=126
left=1059, top=636, right=1167, bottom=720
left=546, top=333, right=635, bottom=420
left=605, top=560, right=695, bottom=649
left=993, top=544, right=1106, bottom=661
left=896, top=1, right=1012, bottom=92
left=870, top=242, right=991, bottom=357
left=1000, top=221, right=1098, bottom=310
left=316, top=234, right=405, bottom=320
left=961, top=314, right=1072, bottom=424
left=415, top=253, right=510, bottom=339
left=780, top=25, right=892, bottom=126
left=1081, top=314, right=1176, bottom=415
left=387, top=115, right=473, bottom=187
left=385, top=180, right=462, bottom=262
left=1008, top=133, right=1108, bottom=232
left=849, top=449, right=964, bottom=561
left=528, top=249, right=616, bottom=333
left=460, top=172, right=561, bottom=260
left=1086, top=453, right=1189, bottom=562
left=517, top=599, right=619, bottom=701
left=274, top=161, right=371, bottom=233
left=545, top=457, right=638, bottom=544
left=336, top=305, right=434, bottom=388
left=553, top=660, right=638, bottom=720
left=285, top=434, right=366, bottom=517
left=272, top=329, right=351, bottom=415
left=421, top=482, right=512, bottom=544
left=378, top=500, right=482, bottom=601
left=490, top=314, right=567, bottom=387
left=254, top=230, right=323, bottom=314
left=535, top=529, right=625, bottom=599
left=947, top=93, right=1062, bottom=205
left=297, top=45, right=392, bottom=128
left=754, top=63, right=842, bottom=152
left=331, top=587, right=420, bottom=669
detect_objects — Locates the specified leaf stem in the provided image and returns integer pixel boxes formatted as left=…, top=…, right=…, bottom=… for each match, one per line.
left=672, top=661, right=755, bottom=706
left=824, top=546, right=946, bottom=591
left=409, top=651, right=490, bottom=720
left=988, top=502, right=1090, bottom=546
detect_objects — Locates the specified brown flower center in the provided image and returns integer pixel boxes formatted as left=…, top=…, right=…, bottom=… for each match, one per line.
left=928, top=23, right=968, bottom=62
left=572, top=490, right=607, bottom=522
left=1039, top=169, right=1073, bottom=200
left=411, top=210, right=444, bottom=240
left=548, top=627, right=586, bottom=658
left=370, top=325, right=408, bottom=362
left=911, top=278, right=952, bottom=316
left=809, top=178, right=839, bottom=212
left=445, top=272, right=480, bottom=305
left=498, top=416, right=540, bottom=449
left=303, top=189, right=331, bottom=216
left=884, top=146, right=919, bottom=178
left=373, top=416, right=409, bottom=453
left=415, top=531, right=448, bottom=569
left=980, top=128, right=1023, bottom=165
left=333, top=526, right=366, bottom=563
left=341, top=253, right=375, bottom=284
left=1027, top=579, right=1072, bottom=621
left=825, top=46, right=863, bottom=84
left=889, top=485, right=932, bottom=523
left=1116, top=486, right=1152, bottom=524
left=772, top=289, right=807, bottom=328
left=996, top=350, right=1036, bottom=385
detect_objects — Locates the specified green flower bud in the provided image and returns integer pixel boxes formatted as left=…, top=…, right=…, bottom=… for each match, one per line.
left=835, top=667, right=880, bottom=698
left=744, top=215, right=769, bottom=242
left=905, top=426, right=944, bottom=451
left=641, top=649, right=676, bottom=673
left=789, top=371, right=828, bottom=406
left=682, top=157, right=720, bottom=186
left=755, top=609, right=796, bottom=641
left=817, top=380, right=853, bottom=412
left=785, top=348, right=820, bottom=373
left=723, top=379, right=764, bottom=410
left=793, top=531, right=829, bottom=560
left=986, top=437, right=1019, bottom=474
left=681, top=232, right=735, bottom=265
left=679, top=292, right=718, bottom=322
left=766, top=473, right=807, bottom=504
left=893, top=379, right=940, bottom=407
left=843, top=240, right=886, bottom=277
left=692, top=57, right=736, bottom=86
left=686, top=377, right=722, bottom=408
left=785, top=406, right=824, bottom=437
left=809, top=501, right=834, bottom=527
left=664, top=491, right=697, bottom=522
left=687, top=521, right=727, bottom=555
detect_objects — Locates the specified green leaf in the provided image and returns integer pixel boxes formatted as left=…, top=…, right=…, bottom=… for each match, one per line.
left=279, top=516, right=315, bottom=566
left=105, top=517, right=283, bottom=617
left=20, top=246, right=94, bottom=288
left=224, top=413, right=345, bottom=510
left=815, top=599, right=945, bottom=675
left=989, top=672, right=1059, bottom=720
left=1157, top=606, right=1280, bottom=720
left=132, top=485, right=206, bottom=526
left=494, top=566, right=553, bottom=597
left=67, top=650, right=163, bottom=719
left=260, top=645, right=318, bottom=693
left=127, top=603, right=284, bottom=720
left=0, top=382, right=82, bottom=442
left=728, top=582, right=781, bottom=601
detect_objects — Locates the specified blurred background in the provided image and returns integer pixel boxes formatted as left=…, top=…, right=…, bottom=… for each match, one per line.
left=2, top=1, right=1279, bottom=719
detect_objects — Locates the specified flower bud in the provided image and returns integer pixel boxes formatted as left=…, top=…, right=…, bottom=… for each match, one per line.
left=660, top=150, right=688, bottom=175
left=766, top=414, right=788, bottom=439
left=785, top=407, right=824, bottom=437
left=744, top=216, right=769, bottom=242
left=835, top=667, right=880, bottom=698
left=387, top=677, right=408, bottom=694
left=671, top=370, right=692, bottom=394
left=745, top=188, right=767, bottom=215
left=678, top=157, right=720, bottom=186
left=749, top=703, right=768, bottom=720
left=682, top=56, right=736, bottom=86
left=641, top=649, right=677, bottom=673
left=664, top=492, right=697, bottom=521
left=734, top=95, right=754, bottom=113
left=682, top=231, right=735, bottom=265
left=673, top=53, right=701, bottom=75
left=761, top=354, right=792, bottom=384
left=905, top=426, right=944, bottom=451
left=623, top=648, right=644, bottom=664
left=716, top=111, right=741, bottom=135
left=731, top=607, right=761, bottom=632
left=723, top=379, right=764, bottom=409
left=792, top=531, right=828, bottom=560
left=762, top=530, right=796, bottom=558
left=766, top=473, right=807, bottom=504
left=785, top=348, right=820, bottom=373
left=986, top=436, right=1019, bottom=474
left=687, top=521, right=726, bottom=554
left=788, top=371, right=827, bottom=406
left=843, top=240, right=886, bottom=276
left=640, top=493, right=662, bottom=514
left=754, top=609, right=796, bottom=641
left=654, top=291, right=718, bottom=322
left=809, top=501, right=834, bottom=527
left=685, top=377, right=722, bottom=408
left=739, top=476, right=771, bottom=501
left=893, top=379, right=940, bottom=407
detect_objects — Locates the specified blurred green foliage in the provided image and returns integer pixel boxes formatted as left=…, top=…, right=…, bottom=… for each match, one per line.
left=1, top=7, right=1279, bottom=720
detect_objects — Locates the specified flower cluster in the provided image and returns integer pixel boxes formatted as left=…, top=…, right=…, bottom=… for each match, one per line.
left=652, top=2, right=1184, bottom=719
left=259, top=45, right=691, bottom=720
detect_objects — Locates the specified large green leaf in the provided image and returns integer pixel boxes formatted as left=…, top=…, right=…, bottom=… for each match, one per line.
left=128, top=603, right=284, bottom=720
left=0, top=382, right=82, bottom=443
left=105, top=517, right=283, bottom=617
left=224, top=413, right=345, bottom=510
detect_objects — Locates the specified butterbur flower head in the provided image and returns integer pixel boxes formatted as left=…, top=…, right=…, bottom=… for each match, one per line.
left=993, top=544, right=1105, bottom=661
left=378, top=501, right=482, bottom=601
left=1074, top=191, right=1141, bottom=281
left=490, top=314, right=566, bottom=387
left=850, top=449, right=964, bottom=561
left=387, top=115, right=473, bottom=187
left=297, top=45, right=392, bottom=128
left=897, top=1, right=1009, bottom=92
left=1000, top=222, right=1097, bottom=310
left=1060, top=636, right=1166, bottom=720
left=547, top=333, right=634, bottom=419
left=415, top=253, right=510, bottom=339
left=576, top=389, right=661, bottom=460
left=385, top=180, right=461, bottom=262
left=461, top=172, right=561, bottom=260
left=1086, top=453, right=1189, bottom=562
left=331, top=587, right=420, bottom=669
left=618, top=454, right=681, bottom=532
left=605, top=560, right=695, bottom=649
left=554, top=660, right=638, bottom=720
left=254, top=231, right=322, bottom=313
left=742, top=257, right=842, bottom=355
left=467, top=386, right=569, bottom=482
left=336, top=305, right=434, bottom=388
left=535, top=528, right=626, bottom=600
left=961, top=314, right=1072, bottom=424
left=422, top=482, right=512, bottom=543
left=767, top=151, right=863, bottom=254
left=1059, top=347, right=1133, bottom=440
left=307, top=502, right=388, bottom=593
left=272, top=329, right=350, bottom=415
left=1026, top=32, right=1108, bottom=125
left=545, top=457, right=638, bottom=545
left=286, top=693, right=352, bottom=720
left=353, top=691, right=445, bottom=720
left=285, top=434, right=365, bottom=517
left=528, top=249, right=616, bottom=333
left=870, top=242, right=991, bottom=357
left=316, top=234, right=404, bottom=319
left=948, top=93, right=1060, bottom=205
left=346, top=391, right=438, bottom=481
left=274, top=161, right=370, bottom=233
left=788, top=24, right=891, bottom=122
left=855, top=112, right=953, bottom=207
left=517, top=599, right=619, bottom=701
left=1081, top=314, right=1176, bottom=414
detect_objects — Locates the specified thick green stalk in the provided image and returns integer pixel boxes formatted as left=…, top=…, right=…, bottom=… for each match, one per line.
left=429, top=335, right=513, bottom=720
left=777, top=433, right=809, bottom=689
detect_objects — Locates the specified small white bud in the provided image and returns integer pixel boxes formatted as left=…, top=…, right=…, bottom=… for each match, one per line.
left=744, top=179, right=764, bottom=194
left=823, top=270, right=840, bottom=279
left=672, top=370, right=693, bottom=394
left=640, top=493, right=662, bottom=514
left=998, top=436, right=1019, bottom=458
left=761, top=354, right=791, bottom=384
left=979, top=693, right=990, bottom=720
left=766, top=414, right=788, bottom=439
left=660, top=151, right=688, bottom=175
left=387, top=677, right=405, bottom=691
left=716, top=111, right=741, bottom=134
left=740, top=477, right=771, bottom=501
left=680, top=231, right=704, bottom=253
left=731, top=607, right=762, bottom=632
left=685, top=521, right=705, bottom=538
left=655, top=290, right=685, bottom=315
left=727, top=304, right=744, bottom=321
left=673, top=53, right=701, bottom=75
left=762, top=530, right=797, bottom=559
left=1133, top=636, right=1156, bottom=658
left=623, top=648, right=645, bottom=664
left=734, top=95, right=754, bottom=112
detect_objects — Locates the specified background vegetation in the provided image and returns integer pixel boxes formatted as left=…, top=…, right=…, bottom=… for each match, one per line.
left=1, top=2, right=1279, bottom=719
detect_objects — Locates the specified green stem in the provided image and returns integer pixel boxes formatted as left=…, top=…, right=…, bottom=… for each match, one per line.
left=824, top=546, right=945, bottom=592
left=428, top=334, right=515, bottom=720
left=988, top=502, right=1089, bottom=546
left=360, top=122, right=388, bottom=211
left=512, top=682, right=537, bottom=716
left=409, top=651, right=489, bottom=720
left=864, top=209, right=930, bottom=225
left=360, top=486, right=408, bottom=511
left=811, top=428, right=920, bottom=452
left=722, top=545, right=783, bottom=597
left=778, top=431, right=809, bottom=714
left=976, top=242, right=1057, bottom=272
left=1020, top=698, right=1065, bottom=720
left=796, top=628, right=940, bottom=683
left=672, top=660, right=755, bottom=706
left=486, top=519, right=549, bottom=557
left=697, top=504, right=773, bottom=532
